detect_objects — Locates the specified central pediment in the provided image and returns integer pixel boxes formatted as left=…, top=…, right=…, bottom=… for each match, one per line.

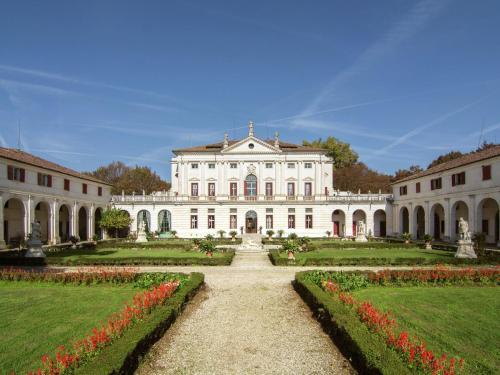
left=221, top=136, right=282, bottom=154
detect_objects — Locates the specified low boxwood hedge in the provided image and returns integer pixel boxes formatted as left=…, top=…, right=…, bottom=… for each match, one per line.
left=74, top=272, right=204, bottom=375
left=293, top=271, right=410, bottom=375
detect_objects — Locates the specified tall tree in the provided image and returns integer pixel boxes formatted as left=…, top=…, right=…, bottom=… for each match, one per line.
left=333, top=162, right=391, bottom=193
left=303, top=137, right=358, bottom=169
left=392, top=165, right=423, bottom=182
left=98, top=208, right=132, bottom=238
left=86, top=162, right=170, bottom=194
left=476, top=141, right=498, bottom=152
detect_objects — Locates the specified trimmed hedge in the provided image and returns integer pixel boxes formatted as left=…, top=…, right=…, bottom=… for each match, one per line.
left=268, top=249, right=499, bottom=266
left=293, top=271, right=410, bottom=375
left=74, top=272, right=204, bottom=375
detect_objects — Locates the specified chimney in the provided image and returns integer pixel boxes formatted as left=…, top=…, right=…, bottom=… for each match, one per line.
left=274, top=131, right=280, bottom=148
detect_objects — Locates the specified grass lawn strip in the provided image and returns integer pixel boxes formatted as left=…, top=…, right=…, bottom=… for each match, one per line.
left=294, top=267, right=499, bottom=375
left=352, top=286, right=500, bottom=374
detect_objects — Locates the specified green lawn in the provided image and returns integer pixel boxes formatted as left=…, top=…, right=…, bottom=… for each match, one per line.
left=0, top=281, right=138, bottom=373
left=46, top=247, right=234, bottom=265
left=272, top=247, right=458, bottom=265
left=352, top=286, right=500, bottom=374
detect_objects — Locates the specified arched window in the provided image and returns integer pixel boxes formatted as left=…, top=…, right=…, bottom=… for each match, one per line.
left=158, top=210, right=172, bottom=233
left=244, top=174, right=257, bottom=196
left=137, top=210, right=151, bottom=232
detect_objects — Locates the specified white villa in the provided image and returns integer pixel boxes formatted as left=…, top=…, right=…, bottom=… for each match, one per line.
left=112, top=122, right=391, bottom=239
left=391, top=145, right=500, bottom=245
left=0, top=148, right=111, bottom=248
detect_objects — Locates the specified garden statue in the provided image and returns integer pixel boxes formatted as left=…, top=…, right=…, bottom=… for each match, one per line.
left=455, top=217, right=476, bottom=259
left=355, top=220, right=368, bottom=242
left=25, top=221, right=46, bottom=258
left=136, top=221, right=148, bottom=243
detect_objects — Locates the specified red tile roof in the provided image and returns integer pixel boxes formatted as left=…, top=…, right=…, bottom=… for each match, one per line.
left=0, top=147, right=111, bottom=185
left=173, top=139, right=327, bottom=154
left=392, top=145, right=500, bottom=184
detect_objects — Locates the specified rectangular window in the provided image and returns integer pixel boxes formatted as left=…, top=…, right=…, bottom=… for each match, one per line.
left=265, top=182, right=273, bottom=196
left=305, top=208, right=313, bottom=213
left=37, top=172, right=52, bottom=187
left=230, top=215, right=237, bottom=229
left=265, top=163, right=273, bottom=169
left=208, top=215, right=215, bottom=229
left=191, top=163, right=198, bottom=169
left=451, top=172, right=465, bottom=186
left=266, top=208, right=273, bottom=213
left=230, top=182, right=237, bottom=196
left=304, top=182, right=312, bottom=196
left=399, top=185, right=407, bottom=195
left=287, top=163, right=295, bottom=169
left=288, top=208, right=295, bottom=213
left=230, top=163, right=237, bottom=169
left=208, top=182, right=216, bottom=196
left=304, top=162, right=312, bottom=169
left=208, top=163, right=215, bottom=169
left=190, top=215, right=198, bottom=229
left=82, top=183, right=88, bottom=194
left=482, top=165, right=491, bottom=180
left=98, top=186, right=102, bottom=196
left=287, top=182, right=295, bottom=196
left=7, top=165, right=25, bottom=182
left=430, top=178, right=442, bottom=190
left=266, top=215, right=273, bottom=229
left=305, top=215, right=313, bottom=229
left=208, top=208, right=215, bottom=213
left=416, top=182, right=421, bottom=193
left=191, top=183, right=199, bottom=196
left=190, top=208, right=198, bottom=213
left=64, top=179, right=70, bottom=191
left=288, top=215, right=295, bottom=229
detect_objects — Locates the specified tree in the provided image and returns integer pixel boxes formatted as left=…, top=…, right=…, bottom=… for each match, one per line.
left=427, top=151, right=463, bottom=169
left=475, top=141, right=498, bottom=152
left=392, top=165, right=423, bottom=182
left=99, top=208, right=132, bottom=238
left=303, top=137, right=358, bottom=169
left=333, top=162, right=392, bottom=193
left=86, top=162, right=171, bottom=195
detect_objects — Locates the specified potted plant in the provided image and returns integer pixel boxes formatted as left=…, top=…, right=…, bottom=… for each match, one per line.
left=277, top=229, right=284, bottom=239
left=401, top=232, right=412, bottom=244
left=229, top=230, right=237, bottom=242
left=423, top=234, right=432, bottom=249
left=69, top=235, right=79, bottom=249
left=326, top=230, right=332, bottom=238
left=288, top=232, right=298, bottom=240
left=199, top=239, right=216, bottom=257
left=217, top=230, right=226, bottom=239
left=282, top=239, right=299, bottom=260
left=205, top=234, right=214, bottom=241
left=192, top=238, right=202, bottom=250
left=171, top=230, right=177, bottom=238
left=266, top=230, right=275, bottom=241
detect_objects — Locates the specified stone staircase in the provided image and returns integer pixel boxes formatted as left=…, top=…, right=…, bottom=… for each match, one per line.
left=236, top=233, right=265, bottom=253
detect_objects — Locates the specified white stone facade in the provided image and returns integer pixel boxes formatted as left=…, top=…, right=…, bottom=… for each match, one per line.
left=391, top=148, right=500, bottom=244
left=0, top=149, right=111, bottom=247
left=113, top=124, right=392, bottom=239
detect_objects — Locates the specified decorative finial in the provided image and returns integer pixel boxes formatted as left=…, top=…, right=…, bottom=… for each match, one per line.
left=248, top=120, right=254, bottom=137
left=274, top=131, right=279, bottom=148
left=223, top=132, right=229, bottom=148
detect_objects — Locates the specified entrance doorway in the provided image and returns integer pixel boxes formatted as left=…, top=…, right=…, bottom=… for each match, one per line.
left=245, top=211, right=257, bottom=233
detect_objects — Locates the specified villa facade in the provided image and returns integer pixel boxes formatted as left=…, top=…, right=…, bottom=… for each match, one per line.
left=391, top=145, right=500, bottom=245
left=0, top=148, right=111, bottom=248
left=112, top=123, right=392, bottom=238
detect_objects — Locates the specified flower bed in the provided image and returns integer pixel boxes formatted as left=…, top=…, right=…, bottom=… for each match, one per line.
left=0, top=268, right=204, bottom=374
left=294, top=266, right=499, bottom=375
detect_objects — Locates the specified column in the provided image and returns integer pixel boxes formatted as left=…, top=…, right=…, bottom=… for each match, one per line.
left=424, top=201, right=430, bottom=236
left=49, top=200, right=58, bottom=244
left=408, top=202, right=414, bottom=238
left=393, top=204, right=399, bottom=236
left=345, top=209, right=353, bottom=237
left=24, top=195, right=34, bottom=238
left=88, top=205, right=95, bottom=240
left=467, top=195, right=476, bottom=234
left=71, top=202, right=78, bottom=238
left=366, top=208, right=374, bottom=237
left=315, top=161, right=321, bottom=195
left=0, top=194, right=5, bottom=249
left=444, top=198, right=451, bottom=241
left=297, top=161, right=302, bottom=197
left=258, top=161, right=263, bottom=198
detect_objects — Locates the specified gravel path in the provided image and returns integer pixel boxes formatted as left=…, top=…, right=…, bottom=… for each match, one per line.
left=136, top=252, right=355, bottom=375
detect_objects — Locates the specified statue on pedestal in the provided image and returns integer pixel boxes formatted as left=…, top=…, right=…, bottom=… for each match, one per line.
left=355, top=220, right=368, bottom=242
left=136, top=221, right=148, bottom=243
left=25, top=221, right=46, bottom=258
left=455, top=217, right=476, bottom=259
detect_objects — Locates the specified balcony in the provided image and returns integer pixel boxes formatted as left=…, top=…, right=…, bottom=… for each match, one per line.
left=265, top=195, right=274, bottom=201
left=244, top=195, right=257, bottom=201
left=303, top=195, right=315, bottom=201
left=189, top=196, right=199, bottom=201
left=286, top=195, right=297, bottom=201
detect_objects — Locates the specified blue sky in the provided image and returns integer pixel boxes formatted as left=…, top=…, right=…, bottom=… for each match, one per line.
left=0, top=0, right=499, bottom=180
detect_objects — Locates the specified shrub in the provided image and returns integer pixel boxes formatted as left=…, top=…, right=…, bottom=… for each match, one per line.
left=170, top=230, right=177, bottom=238
left=98, top=208, right=133, bottom=238
left=217, top=230, right=226, bottom=239
left=288, top=233, right=298, bottom=240
left=205, top=234, right=214, bottom=241
left=472, top=232, right=486, bottom=256
left=401, top=233, right=412, bottom=242
left=277, top=229, right=284, bottom=238
left=423, top=234, right=432, bottom=243
left=266, top=230, right=275, bottom=238
left=282, top=239, right=300, bottom=254
left=69, top=236, right=79, bottom=245
left=229, top=230, right=237, bottom=239
left=199, top=240, right=216, bottom=254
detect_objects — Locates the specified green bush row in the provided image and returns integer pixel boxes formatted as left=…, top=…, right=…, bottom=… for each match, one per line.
left=293, top=271, right=410, bottom=375
left=74, top=272, right=204, bottom=375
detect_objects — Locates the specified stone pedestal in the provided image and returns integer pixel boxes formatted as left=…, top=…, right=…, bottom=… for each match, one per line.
left=25, top=238, right=46, bottom=258
left=455, top=240, right=476, bottom=259
left=355, top=233, right=368, bottom=242
left=136, top=231, right=148, bottom=243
